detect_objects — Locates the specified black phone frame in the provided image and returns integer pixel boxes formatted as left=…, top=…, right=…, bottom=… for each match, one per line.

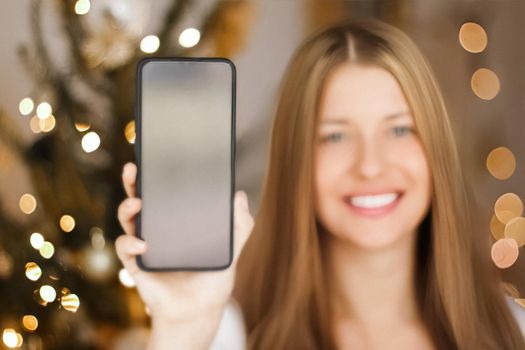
left=134, top=56, right=236, bottom=272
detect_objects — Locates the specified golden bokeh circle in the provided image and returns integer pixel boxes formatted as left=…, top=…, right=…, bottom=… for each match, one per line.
left=504, top=216, right=525, bottom=247
left=494, top=193, right=523, bottom=224
left=19, top=193, right=37, bottom=214
left=22, top=315, right=38, bottom=332
left=29, top=115, right=42, bottom=134
left=490, top=214, right=505, bottom=240
left=125, top=121, right=136, bottom=144
left=61, top=293, right=80, bottom=313
left=59, top=215, right=76, bottom=233
left=459, top=22, right=487, bottom=53
left=471, top=68, right=500, bottom=100
left=491, top=238, right=519, bottom=269
left=486, top=146, right=516, bottom=180
left=74, top=122, right=90, bottom=132
left=25, top=262, right=42, bottom=281
left=39, top=242, right=55, bottom=259
left=39, top=115, right=56, bottom=133
left=39, top=285, right=56, bottom=303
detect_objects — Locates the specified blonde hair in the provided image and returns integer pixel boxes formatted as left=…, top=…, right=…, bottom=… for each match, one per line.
left=234, top=18, right=524, bottom=349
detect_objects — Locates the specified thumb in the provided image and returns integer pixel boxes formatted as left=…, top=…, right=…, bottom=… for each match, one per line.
left=232, top=190, right=254, bottom=265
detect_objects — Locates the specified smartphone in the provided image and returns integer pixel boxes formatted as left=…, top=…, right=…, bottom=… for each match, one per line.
left=135, top=57, right=235, bottom=271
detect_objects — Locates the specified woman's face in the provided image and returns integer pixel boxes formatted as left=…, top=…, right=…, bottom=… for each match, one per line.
left=314, top=63, right=432, bottom=250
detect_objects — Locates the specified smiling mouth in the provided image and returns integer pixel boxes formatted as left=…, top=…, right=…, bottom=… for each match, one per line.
left=345, top=192, right=401, bottom=209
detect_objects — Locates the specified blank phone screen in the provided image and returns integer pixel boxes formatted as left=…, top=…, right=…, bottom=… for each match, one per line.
left=136, top=58, right=235, bottom=270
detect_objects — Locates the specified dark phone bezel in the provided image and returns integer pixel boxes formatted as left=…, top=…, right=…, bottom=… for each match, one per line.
left=134, top=56, right=236, bottom=271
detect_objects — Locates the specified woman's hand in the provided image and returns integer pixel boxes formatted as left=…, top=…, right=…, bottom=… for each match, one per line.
left=115, top=162, right=254, bottom=326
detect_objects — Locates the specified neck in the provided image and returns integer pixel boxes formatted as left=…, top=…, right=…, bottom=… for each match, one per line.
left=324, top=229, right=421, bottom=330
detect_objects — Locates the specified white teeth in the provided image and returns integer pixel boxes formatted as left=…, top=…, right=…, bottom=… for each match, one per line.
left=348, top=193, right=399, bottom=208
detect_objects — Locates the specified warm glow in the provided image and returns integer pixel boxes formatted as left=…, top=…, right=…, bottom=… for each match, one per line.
left=471, top=68, right=500, bottom=100
left=30, top=232, right=45, bottom=249
left=140, top=35, right=160, bottom=53
left=81, top=131, right=101, bottom=153
left=74, top=0, right=91, bottom=15
left=459, top=22, right=487, bottom=53
left=19, top=193, right=37, bottom=214
left=505, top=216, right=525, bottom=247
left=125, top=120, right=135, bottom=144
left=39, top=115, right=56, bottom=132
left=25, top=262, right=42, bottom=281
left=36, top=102, right=52, bottom=120
left=490, top=215, right=505, bottom=241
left=486, top=146, right=516, bottom=180
left=19, top=97, right=34, bottom=116
left=61, top=293, right=80, bottom=312
left=494, top=193, right=523, bottom=224
left=74, top=122, right=91, bottom=132
left=178, top=28, right=201, bottom=48
left=22, top=315, right=38, bottom=332
left=59, top=215, right=76, bottom=232
left=39, top=241, right=55, bottom=259
left=39, top=285, right=57, bottom=302
left=491, top=238, right=519, bottom=269
left=2, top=328, right=17, bottom=348
left=30, top=115, right=42, bottom=134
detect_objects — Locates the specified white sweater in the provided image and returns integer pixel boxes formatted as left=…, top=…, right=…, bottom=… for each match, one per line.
left=208, top=296, right=525, bottom=350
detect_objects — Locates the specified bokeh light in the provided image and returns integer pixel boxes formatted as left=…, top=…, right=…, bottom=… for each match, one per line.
left=490, top=214, right=505, bottom=241
left=39, top=115, right=56, bottom=132
left=39, top=285, right=56, bottom=303
left=36, top=102, right=52, bottom=120
left=81, top=131, right=101, bottom=153
left=471, top=68, right=500, bottom=100
left=486, top=146, right=516, bottom=180
left=491, top=238, right=519, bottom=269
left=459, top=22, right=487, bottom=53
left=140, top=35, right=160, bottom=53
left=2, top=328, right=18, bottom=348
left=59, top=215, right=76, bottom=233
left=19, top=97, right=34, bottom=116
left=125, top=120, right=135, bottom=144
left=30, top=232, right=45, bottom=249
left=494, top=193, right=523, bottom=224
left=39, top=241, right=55, bottom=259
left=74, top=0, right=90, bottom=15
left=19, top=193, right=37, bottom=214
left=74, top=122, right=90, bottom=132
left=25, top=262, right=42, bottom=281
left=22, top=315, right=38, bottom=332
left=504, top=216, right=525, bottom=247
left=61, top=293, right=80, bottom=312
left=178, top=28, right=201, bottom=48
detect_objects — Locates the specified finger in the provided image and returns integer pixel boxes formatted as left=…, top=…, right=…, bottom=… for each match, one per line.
left=232, top=190, right=254, bottom=265
left=115, top=234, right=147, bottom=276
left=122, top=162, right=137, bottom=198
left=117, top=198, right=142, bottom=236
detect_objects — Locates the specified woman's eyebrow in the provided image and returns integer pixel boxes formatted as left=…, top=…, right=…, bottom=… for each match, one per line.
left=320, top=110, right=411, bottom=125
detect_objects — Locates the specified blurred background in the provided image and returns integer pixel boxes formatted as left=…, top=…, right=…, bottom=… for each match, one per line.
left=0, top=0, right=524, bottom=349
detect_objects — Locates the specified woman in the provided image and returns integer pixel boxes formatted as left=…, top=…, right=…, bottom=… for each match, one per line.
left=116, top=18, right=525, bottom=349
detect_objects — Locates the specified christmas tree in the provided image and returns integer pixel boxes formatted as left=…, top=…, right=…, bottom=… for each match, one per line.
left=0, top=0, right=253, bottom=348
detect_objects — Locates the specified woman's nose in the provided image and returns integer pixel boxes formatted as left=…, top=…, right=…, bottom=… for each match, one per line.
left=353, top=139, right=386, bottom=179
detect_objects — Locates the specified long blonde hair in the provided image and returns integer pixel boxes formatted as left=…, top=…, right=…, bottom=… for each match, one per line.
left=234, top=18, right=524, bottom=349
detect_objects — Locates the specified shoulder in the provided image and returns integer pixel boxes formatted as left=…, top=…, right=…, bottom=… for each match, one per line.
left=505, top=295, right=525, bottom=338
left=209, top=297, right=247, bottom=350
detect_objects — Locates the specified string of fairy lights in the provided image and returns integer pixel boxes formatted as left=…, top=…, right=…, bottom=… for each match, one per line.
left=459, top=22, right=525, bottom=306
left=4, top=0, right=203, bottom=348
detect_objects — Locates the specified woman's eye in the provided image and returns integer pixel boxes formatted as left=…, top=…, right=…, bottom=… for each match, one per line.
left=320, top=132, right=343, bottom=143
left=391, top=126, right=414, bottom=137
